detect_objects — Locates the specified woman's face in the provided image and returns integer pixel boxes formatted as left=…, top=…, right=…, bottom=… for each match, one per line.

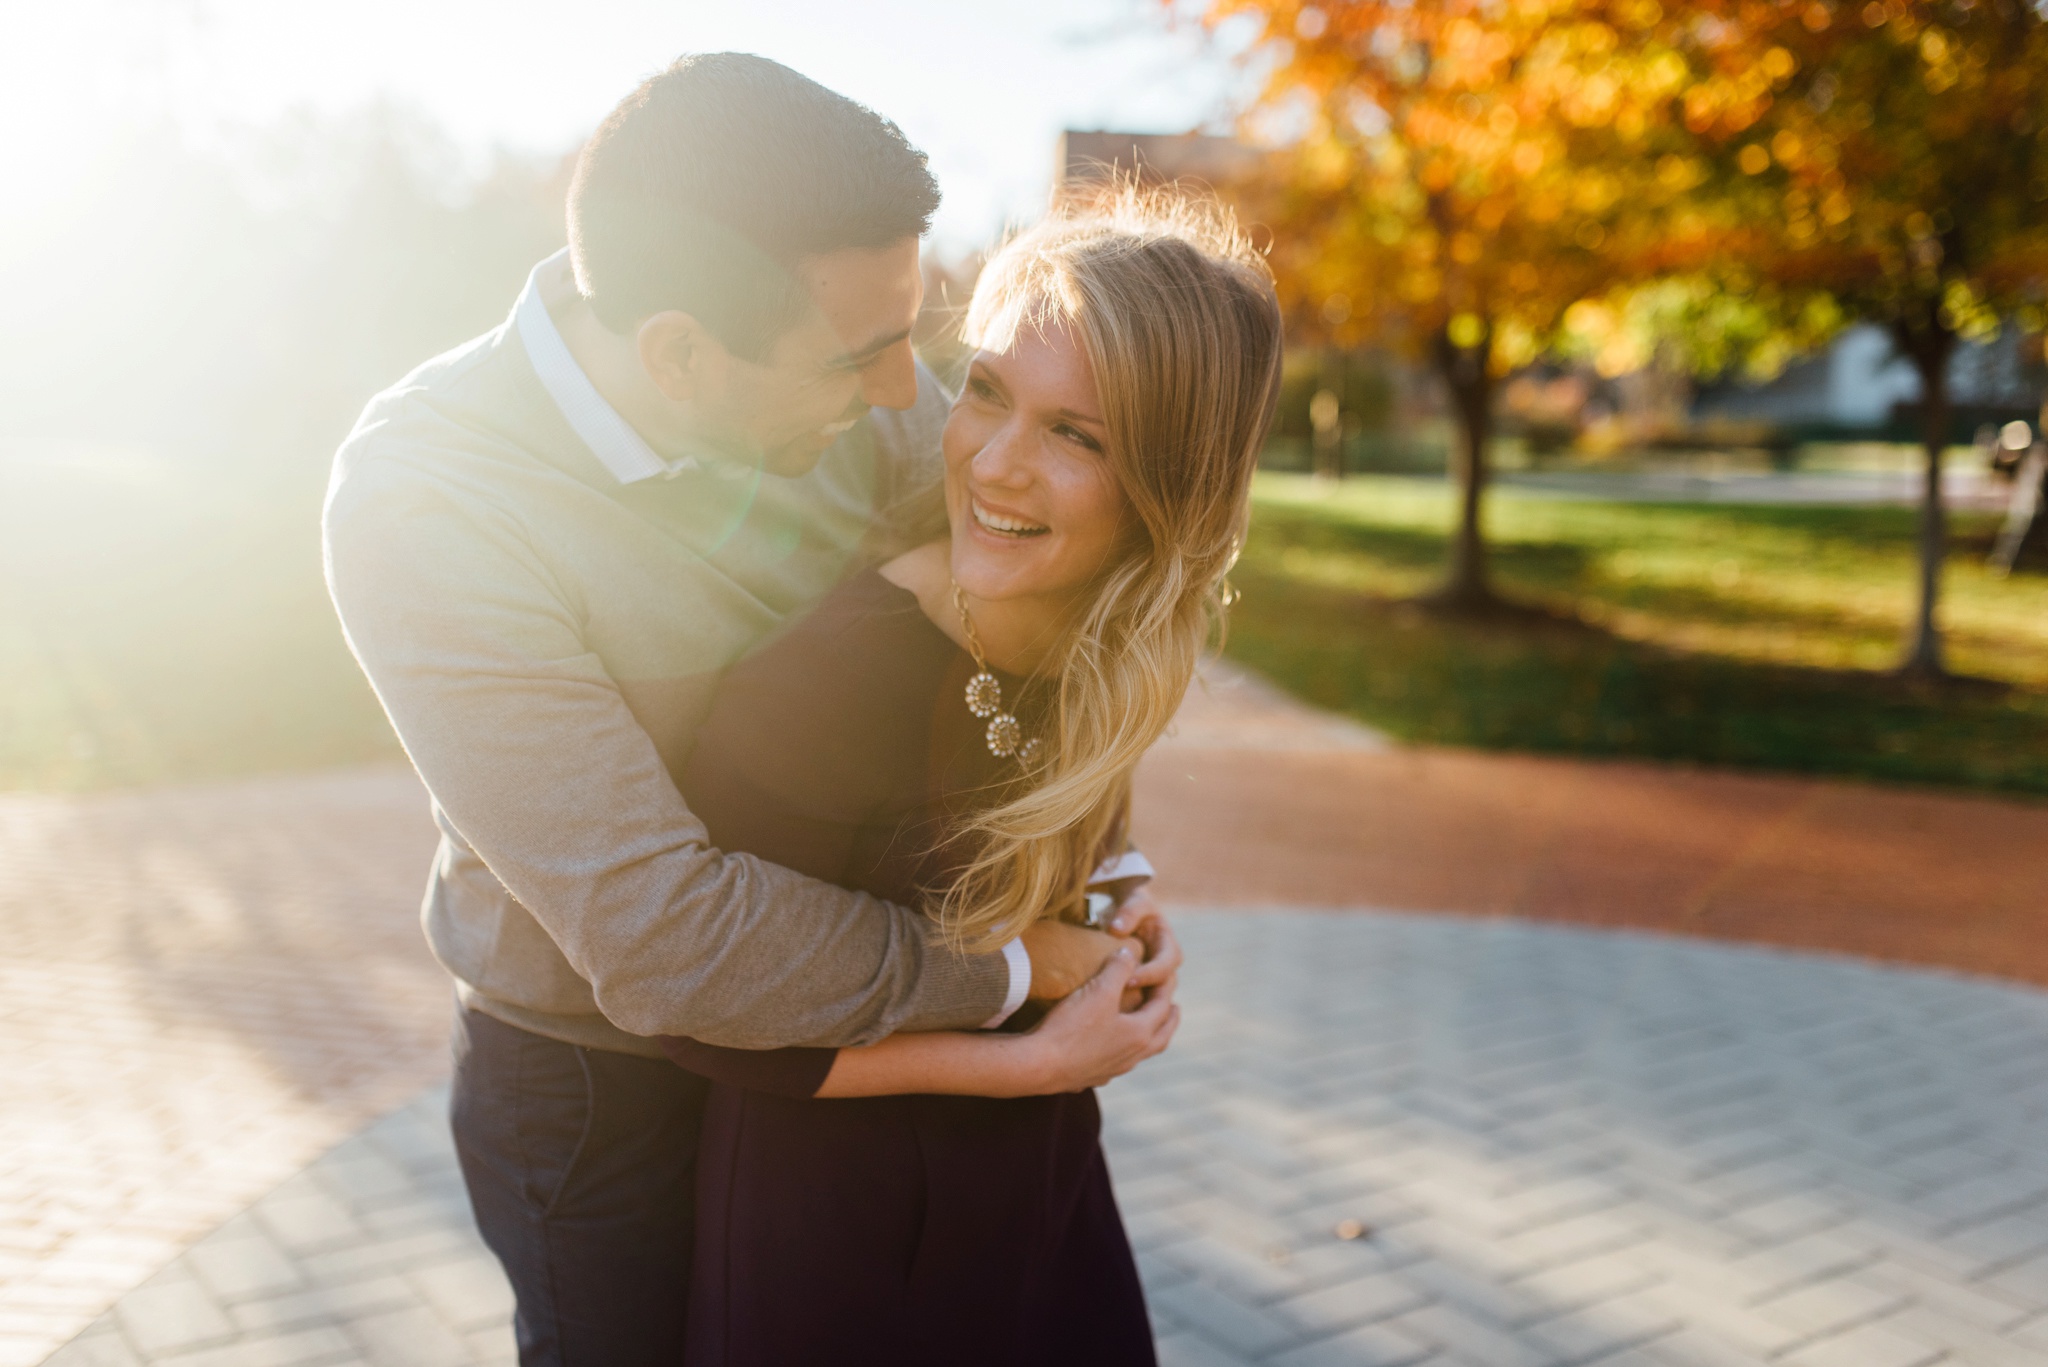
left=943, top=324, right=1131, bottom=612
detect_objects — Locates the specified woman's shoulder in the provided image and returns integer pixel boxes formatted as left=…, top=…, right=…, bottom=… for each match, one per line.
left=687, top=565, right=964, bottom=812
left=769, top=562, right=957, bottom=683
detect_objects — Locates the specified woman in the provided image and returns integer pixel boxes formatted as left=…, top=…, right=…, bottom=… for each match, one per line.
left=660, top=189, right=1283, bottom=1366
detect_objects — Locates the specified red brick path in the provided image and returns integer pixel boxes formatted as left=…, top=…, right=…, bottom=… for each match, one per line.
left=1137, top=690, right=2048, bottom=988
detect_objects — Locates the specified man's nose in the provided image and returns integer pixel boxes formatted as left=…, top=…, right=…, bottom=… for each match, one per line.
left=860, top=339, right=921, bottom=411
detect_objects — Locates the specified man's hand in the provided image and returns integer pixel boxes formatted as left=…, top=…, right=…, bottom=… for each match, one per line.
left=1019, top=921, right=1124, bottom=1001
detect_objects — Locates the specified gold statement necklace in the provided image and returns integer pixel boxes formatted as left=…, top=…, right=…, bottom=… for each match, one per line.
left=951, top=579, right=1045, bottom=769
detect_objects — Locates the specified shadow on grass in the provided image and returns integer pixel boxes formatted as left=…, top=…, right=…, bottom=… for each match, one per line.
left=1225, top=564, right=2048, bottom=796
left=1249, top=501, right=1975, bottom=646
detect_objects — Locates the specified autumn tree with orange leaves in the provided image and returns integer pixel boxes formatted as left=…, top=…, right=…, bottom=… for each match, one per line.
left=1183, top=0, right=2048, bottom=668
left=1669, top=0, right=2048, bottom=678
left=1187, top=0, right=1730, bottom=609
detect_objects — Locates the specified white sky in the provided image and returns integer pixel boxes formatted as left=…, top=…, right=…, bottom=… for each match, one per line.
left=6, top=0, right=1255, bottom=250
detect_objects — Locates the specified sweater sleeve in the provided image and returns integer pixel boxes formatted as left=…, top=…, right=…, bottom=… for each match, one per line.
left=322, top=442, right=1010, bottom=1050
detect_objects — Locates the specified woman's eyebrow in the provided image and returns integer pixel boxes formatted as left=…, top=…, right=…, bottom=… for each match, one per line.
left=1053, top=406, right=1106, bottom=428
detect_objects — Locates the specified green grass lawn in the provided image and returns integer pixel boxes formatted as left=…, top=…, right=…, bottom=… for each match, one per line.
left=1227, top=473, right=2048, bottom=795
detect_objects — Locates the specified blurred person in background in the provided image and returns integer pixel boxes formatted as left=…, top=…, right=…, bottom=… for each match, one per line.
left=323, top=54, right=1179, bottom=1365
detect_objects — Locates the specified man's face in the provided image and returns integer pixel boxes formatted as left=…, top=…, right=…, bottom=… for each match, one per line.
left=696, top=236, right=925, bottom=477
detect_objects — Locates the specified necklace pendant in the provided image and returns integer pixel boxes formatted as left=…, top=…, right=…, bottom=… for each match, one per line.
left=986, top=712, right=1024, bottom=757
left=964, top=671, right=1003, bottom=719
left=1017, top=736, right=1046, bottom=769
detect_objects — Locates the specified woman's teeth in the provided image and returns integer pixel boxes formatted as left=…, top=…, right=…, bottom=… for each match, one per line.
left=972, top=502, right=1049, bottom=538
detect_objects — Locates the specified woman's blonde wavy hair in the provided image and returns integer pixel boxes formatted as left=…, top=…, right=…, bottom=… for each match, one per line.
left=937, top=186, right=1283, bottom=951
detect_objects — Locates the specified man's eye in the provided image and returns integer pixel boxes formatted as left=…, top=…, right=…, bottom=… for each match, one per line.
left=968, top=378, right=999, bottom=401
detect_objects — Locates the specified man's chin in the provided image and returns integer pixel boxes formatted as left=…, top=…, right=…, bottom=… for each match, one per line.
left=759, top=434, right=839, bottom=479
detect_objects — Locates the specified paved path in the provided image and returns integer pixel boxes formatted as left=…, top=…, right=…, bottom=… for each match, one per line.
left=42, top=912, right=2048, bottom=1367
left=10, top=665, right=2048, bottom=1364
left=0, top=774, right=445, bottom=1366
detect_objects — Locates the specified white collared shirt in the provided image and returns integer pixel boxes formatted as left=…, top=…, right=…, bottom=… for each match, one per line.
left=513, top=249, right=696, bottom=485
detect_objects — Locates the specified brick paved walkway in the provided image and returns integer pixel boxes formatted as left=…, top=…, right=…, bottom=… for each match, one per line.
left=0, top=774, right=446, bottom=1367
left=42, top=913, right=2048, bottom=1367
left=11, top=664, right=2048, bottom=1365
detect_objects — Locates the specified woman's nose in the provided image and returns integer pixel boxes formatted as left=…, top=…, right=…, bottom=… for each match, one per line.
left=970, top=422, right=1034, bottom=487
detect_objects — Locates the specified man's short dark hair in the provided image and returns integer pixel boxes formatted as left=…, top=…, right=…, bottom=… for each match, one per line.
left=568, top=53, right=940, bottom=357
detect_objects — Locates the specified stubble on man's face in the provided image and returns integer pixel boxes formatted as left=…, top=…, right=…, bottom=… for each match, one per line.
left=700, top=239, right=925, bottom=478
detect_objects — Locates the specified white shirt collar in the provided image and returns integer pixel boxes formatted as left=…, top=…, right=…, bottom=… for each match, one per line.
left=514, top=249, right=696, bottom=485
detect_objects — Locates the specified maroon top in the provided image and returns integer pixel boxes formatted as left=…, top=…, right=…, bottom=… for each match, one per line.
left=657, top=568, right=1154, bottom=1367
left=659, top=566, right=1039, bottom=1092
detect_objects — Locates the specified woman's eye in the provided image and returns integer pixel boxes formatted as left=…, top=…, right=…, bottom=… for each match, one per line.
left=1055, top=424, right=1103, bottom=453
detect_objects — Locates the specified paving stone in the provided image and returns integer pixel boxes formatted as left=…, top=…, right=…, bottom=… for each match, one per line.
left=1635, top=1280, right=1807, bottom=1358
left=1389, top=1303, right=1563, bottom=1367
left=404, top=1258, right=512, bottom=1334
left=1780, top=1320, right=1944, bottom=1367
left=150, top=1328, right=356, bottom=1367
left=253, top=1189, right=369, bottom=1257
left=226, top=1280, right=418, bottom=1340
left=338, top=1308, right=468, bottom=1367
left=1641, top=1326, right=1773, bottom=1367
left=1274, top=1272, right=1430, bottom=1336
left=458, top=1328, right=513, bottom=1367
left=1525, top=1293, right=1680, bottom=1364
left=1757, top=1275, right=1907, bottom=1339
left=188, top=1235, right=303, bottom=1304
left=1268, top=1321, right=1437, bottom=1367
left=1881, top=1304, right=2047, bottom=1367
left=1146, top=1280, right=1301, bottom=1356
left=39, top=1326, right=142, bottom=1367
left=113, top=1279, right=234, bottom=1358
left=1155, top=1330, right=1261, bottom=1367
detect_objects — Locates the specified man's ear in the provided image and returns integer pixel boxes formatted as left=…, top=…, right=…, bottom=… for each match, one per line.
left=636, top=310, right=726, bottom=403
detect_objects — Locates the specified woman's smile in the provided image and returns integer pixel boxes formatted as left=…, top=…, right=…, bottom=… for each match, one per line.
left=969, top=496, right=1050, bottom=538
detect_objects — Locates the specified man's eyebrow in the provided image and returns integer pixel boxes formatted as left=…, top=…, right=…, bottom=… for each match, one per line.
left=826, top=327, right=914, bottom=368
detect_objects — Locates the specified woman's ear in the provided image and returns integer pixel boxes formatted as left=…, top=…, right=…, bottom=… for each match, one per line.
left=636, top=310, right=726, bottom=403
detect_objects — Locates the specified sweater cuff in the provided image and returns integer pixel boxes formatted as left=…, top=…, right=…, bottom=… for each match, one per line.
left=981, top=940, right=1033, bottom=1029
left=894, top=936, right=1015, bottom=1033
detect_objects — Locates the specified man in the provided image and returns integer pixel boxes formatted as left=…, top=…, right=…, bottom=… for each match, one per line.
left=323, top=53, right=1175, bottom=1364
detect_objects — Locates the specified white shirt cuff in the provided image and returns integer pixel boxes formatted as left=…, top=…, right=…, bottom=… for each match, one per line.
left=982, top=938, right=1033, bottom=1029
left=1088, top=850, right=1156, bottom=887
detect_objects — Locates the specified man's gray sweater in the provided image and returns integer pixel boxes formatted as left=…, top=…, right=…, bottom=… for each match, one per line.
left=322, top=269, right=1008, bottom=1058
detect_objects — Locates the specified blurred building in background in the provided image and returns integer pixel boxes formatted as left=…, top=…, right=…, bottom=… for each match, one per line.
left=1696, top=325, right=2045, bottom=444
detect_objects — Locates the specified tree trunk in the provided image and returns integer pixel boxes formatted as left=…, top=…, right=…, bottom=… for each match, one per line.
left=1311, top=349, right=1344, bottom=480
left=1894, top=316, right=1957, bottom=682
left=1432, top=325, right=1496, bottom=609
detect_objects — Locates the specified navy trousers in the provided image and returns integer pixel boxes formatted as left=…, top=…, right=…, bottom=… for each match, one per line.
left=450, top=1006, right=710, bottom=1366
